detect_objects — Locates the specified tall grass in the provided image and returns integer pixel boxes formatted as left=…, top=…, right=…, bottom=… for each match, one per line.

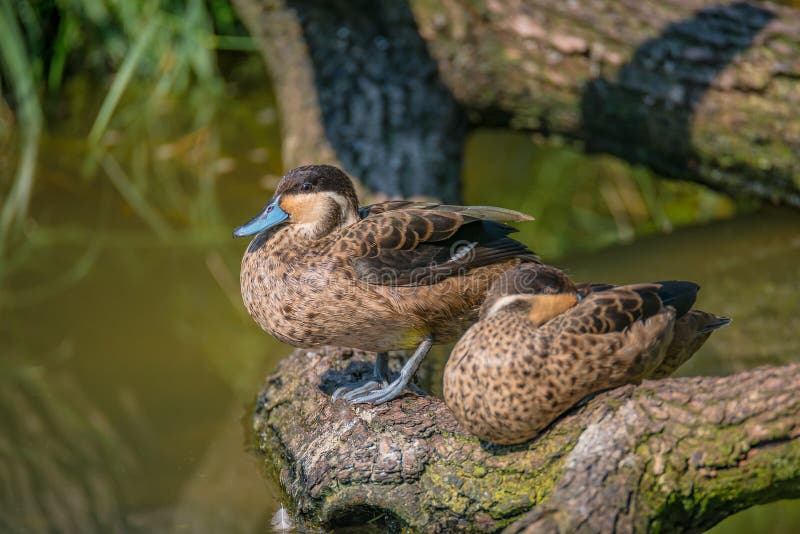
left=0, top=0, right=258, bottom=281
left=0, top=0, right=43, bottom=257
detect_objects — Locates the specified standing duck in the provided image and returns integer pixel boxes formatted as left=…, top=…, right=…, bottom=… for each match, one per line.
left=443, top=264, right=730, bottom=444
left=234, top=165, right=538, bottom=404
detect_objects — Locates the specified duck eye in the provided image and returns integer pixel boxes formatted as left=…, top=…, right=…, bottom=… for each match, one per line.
left=300, top=183, right=312, bottom=192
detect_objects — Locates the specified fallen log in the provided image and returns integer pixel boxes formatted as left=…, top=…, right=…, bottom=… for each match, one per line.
left=232, top=0, right=800, bottom=206
left=251, top=347, right=800, bottom=532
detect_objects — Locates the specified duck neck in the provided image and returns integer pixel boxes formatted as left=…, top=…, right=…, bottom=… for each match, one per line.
left=290, top=195, right=360, bottom=242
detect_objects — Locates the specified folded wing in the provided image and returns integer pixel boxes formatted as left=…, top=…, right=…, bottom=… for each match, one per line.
left=346, top=204, right=537, bottom=286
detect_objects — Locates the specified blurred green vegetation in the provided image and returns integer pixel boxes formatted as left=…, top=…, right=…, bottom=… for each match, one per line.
left=0, top=0, right=283, bottom=307
left=463, top=130, right=749, bottom=260
left=0, top=0, right=266, bottom=267
left=1, top=4, right=282, bottom=529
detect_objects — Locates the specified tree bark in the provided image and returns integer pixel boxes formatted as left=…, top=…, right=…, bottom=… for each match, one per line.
left=232, top=0, right=467, bottom=202
left=411, top=0, right=800, bottom=206
left=233, top=0, right=800, bottom=207
left=252, top=347, right=800, bottom=532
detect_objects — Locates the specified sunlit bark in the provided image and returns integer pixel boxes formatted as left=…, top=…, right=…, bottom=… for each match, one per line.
left=233, top=0, right=800, bottom=206
left=252, top=348, right=800, bottom=532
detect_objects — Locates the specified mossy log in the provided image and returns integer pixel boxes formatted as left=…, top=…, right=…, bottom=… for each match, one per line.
left=252, top=347, right=800, bottom=532
left=233, top=0, right=800, bottom=206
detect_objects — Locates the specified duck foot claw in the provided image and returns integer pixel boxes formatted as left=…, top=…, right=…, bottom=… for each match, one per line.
left=345, top=378, right=409, bottom=404
left=332, top=380, right=385, bottom=401
left=331, top=352, right=391, bottom=401
left=336, top=336, right=434, bottom=405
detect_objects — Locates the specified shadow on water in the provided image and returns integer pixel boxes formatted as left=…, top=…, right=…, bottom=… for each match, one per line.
left=461, top=129, right=739, bottom=259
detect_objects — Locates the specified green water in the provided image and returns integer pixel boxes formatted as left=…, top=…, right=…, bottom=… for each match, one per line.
left=2, top=71, right=799, bottom=531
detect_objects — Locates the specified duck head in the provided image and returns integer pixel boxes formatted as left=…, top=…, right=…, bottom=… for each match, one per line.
left=234, top=165, right=360, bottom=240
left=481, top=264, right=579, bottom=325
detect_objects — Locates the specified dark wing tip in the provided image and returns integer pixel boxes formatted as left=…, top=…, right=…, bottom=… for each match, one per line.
left=699, top=315, right=732, bottom=333
left=655, top=281, right=701, bottom=318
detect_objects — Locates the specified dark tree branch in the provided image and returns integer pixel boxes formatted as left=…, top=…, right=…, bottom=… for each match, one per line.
left=252, top=348, right=800, bottom=532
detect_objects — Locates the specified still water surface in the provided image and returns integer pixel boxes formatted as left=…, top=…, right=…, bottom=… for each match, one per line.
left=2, top=84, right=798, bottom=531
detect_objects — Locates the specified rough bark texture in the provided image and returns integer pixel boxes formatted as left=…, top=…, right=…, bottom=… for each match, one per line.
left=234, top=0, right=800, bottom=206
left=232, top=0, right=467, bottom=202
left=252, top=347, right=800, bottom=532
left=411, top=0, right=800, bottom=205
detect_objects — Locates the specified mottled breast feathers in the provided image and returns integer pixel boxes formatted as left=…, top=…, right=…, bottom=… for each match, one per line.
left=344, top=201, right=538, bottom=286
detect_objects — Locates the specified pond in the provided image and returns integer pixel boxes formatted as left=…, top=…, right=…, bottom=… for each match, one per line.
left=1, top=62, right=798, bottom=532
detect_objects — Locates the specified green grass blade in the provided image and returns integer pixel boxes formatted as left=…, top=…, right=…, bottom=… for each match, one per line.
left=87, top=18, right=159, bottom=147
left=0, top=0, right=43, bottom=254
left=47, top=12, right=78, bottom=92
left=209, top=35, right=259, bottom=52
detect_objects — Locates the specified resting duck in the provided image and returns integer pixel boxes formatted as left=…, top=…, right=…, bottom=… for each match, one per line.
left=234, top=165, right=538, bottom=404
left=443, top=264, right=730, bottom=444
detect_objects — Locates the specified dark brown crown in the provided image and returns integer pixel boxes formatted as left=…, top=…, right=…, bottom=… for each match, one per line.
left=489, top=264, right=576, bottom=298
left=275, top=165, right=358, bottom=205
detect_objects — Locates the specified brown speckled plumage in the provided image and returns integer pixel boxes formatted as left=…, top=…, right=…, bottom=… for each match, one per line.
left=443, top=264, right=730, bottom=445
left=238, top=164, right=537, bottom=358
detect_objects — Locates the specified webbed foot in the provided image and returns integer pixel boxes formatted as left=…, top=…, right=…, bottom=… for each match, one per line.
left=343, top=336, right=434, bottom=405
left=331, top=352, right=390, bottom=401
left=332, top=379, right=385, bottom=401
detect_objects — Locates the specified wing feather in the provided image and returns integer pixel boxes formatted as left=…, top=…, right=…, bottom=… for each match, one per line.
left=345, top=206, right=537, bottom=286
left=554, top=284, right=665, bottom=335
left=359, top=201, right=534, bottom=222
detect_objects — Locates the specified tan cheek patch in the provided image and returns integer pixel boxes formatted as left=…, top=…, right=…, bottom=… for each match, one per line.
left=279, top=193, right=329, bottom=224
left=528, top=294, right=579, bottom=325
